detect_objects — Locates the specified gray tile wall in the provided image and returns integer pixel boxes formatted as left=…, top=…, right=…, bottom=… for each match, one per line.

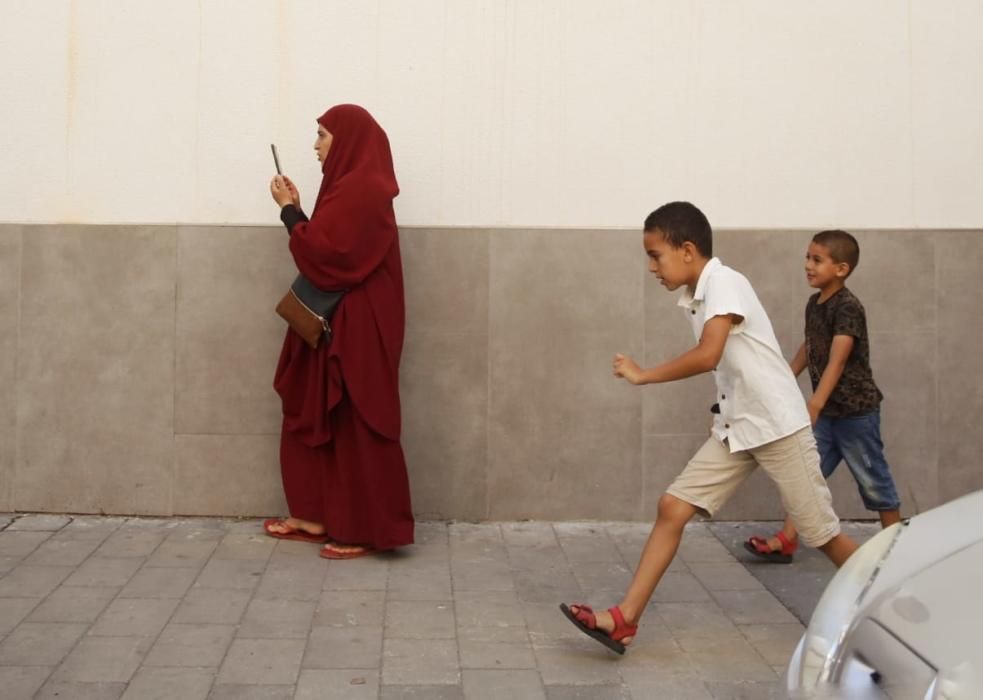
left=1, top=224, right=980, bottom=521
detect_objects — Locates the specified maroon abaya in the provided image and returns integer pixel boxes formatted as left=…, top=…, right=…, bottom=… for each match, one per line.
left=273, top=104, right=413, bottom=551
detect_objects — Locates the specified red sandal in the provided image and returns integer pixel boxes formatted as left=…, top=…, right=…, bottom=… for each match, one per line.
left=262, top=518, right=329, bottom=544
left=559, top=603, right=637, bottom=655
left=744, top=530, right=798, bottom=564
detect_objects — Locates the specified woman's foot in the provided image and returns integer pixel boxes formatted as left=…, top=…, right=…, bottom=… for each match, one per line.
left=319, top=542, right=376, bottom=560
left=263, top=518, right=329, bottom=543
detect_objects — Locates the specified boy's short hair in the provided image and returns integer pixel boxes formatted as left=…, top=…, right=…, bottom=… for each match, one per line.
left=643, top=201, right=712, bottom=258
left=812, top=230, right=860, bottom=275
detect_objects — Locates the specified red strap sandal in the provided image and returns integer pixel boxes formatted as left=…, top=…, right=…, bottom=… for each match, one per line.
left=744, top=530, right=798, bottom=564
left=262, top=518, right=329, bottom=544
left=559, top=603, right=638, bottom=655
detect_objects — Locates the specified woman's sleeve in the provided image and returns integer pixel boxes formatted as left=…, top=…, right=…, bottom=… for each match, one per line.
left=279, top=205, right=309, bottom=234
left=287, top=189, right=395, bottom=290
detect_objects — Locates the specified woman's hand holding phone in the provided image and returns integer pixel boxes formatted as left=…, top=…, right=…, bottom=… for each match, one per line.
left=270, top=175, right=301, bottom=209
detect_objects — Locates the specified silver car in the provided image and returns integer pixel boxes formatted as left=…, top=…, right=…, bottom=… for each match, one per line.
left=781, top=489, right=983, bottom=700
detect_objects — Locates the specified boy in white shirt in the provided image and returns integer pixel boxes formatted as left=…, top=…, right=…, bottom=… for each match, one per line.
left=560, top=201, right=858, bottom=655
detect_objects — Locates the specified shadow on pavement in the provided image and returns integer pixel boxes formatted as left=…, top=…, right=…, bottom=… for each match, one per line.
left=707, top=521, right=880, bottom=624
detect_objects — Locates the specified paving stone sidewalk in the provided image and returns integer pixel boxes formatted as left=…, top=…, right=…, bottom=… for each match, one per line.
left=0, top=514, right=868, bottom=700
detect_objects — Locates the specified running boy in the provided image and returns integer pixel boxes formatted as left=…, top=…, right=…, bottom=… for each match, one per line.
left=745, top=230, right=901, bottom=563
left=560, top=202, right=858, bottom=654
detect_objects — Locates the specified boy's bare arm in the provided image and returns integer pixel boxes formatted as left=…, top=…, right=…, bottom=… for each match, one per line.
left=789, top=341, right=807, bottom=377
left=806, top=334, right=854, bottom=423
left=614, top=315, right=737, bottom=385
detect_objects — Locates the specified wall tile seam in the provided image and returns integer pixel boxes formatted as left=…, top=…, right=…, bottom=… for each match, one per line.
left=169, top=226, right=180, bottom=519
left=483, top=229, right=493, bottom=523
left=10, top=226, right=23, bottom=510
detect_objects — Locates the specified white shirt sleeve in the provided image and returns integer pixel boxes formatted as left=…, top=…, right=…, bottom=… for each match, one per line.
left=702, top=270, right=750, bottom=325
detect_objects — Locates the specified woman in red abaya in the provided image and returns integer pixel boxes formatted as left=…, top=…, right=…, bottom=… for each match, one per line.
left=264, top=104, right=414, bottom=559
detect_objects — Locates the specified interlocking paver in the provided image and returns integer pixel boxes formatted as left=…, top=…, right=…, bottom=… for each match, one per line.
left=385, top=600, right=456, bottom=639
left=54, top=516, right=124, bottom=542
left=295, top=669, right=380, bottom=699
left=532, top=641, right=624, bottom=686
left=0, top=531, right=52, bottom=557
left=26, top=586, right=117, bottom=623
left=206, top=684, right=294, bottom=700
left=146, top=537, right=220, bottom=568
left=0, top=565, right=73, bottom=598
left=689, top=562, right=767, bottom=592
left=6, top=515, right=72, bottom=532
left=51, top=635, right=152, bottom=683
left=312, top=590, right=385, bottom=628
left=119, top=566, right=199, bottom=598
left=253, top=559, right=326, bottom=601
left=622, top=673, right=714, bottom=699
left=88, top=597, right=180, bottom=637
left=95, top=530, right=168, bottom=559
left=171, top=587, right=252, bottom=624
left=22, top=537, right=102, bottom=566
left=0, top=664, right=53, bottom=699
left=682, top=638, right=778, bottom=683
left=706, top=679, right=780, bottom=699
left=380, top=685, right=465, bottom=700
left=216, top=638, right=305, bottom=685
left=463, top=669, right=546, bottom=700
left=459, top=639, right=536, bottom=669
left=0, top=515, right=836, bottom=698
left=710, top=590, right=800, bottom=626
left=738, top=623, right=805, bottom=668
left=195, top=557, right=267, bottom=590
left=382, top=638, right=460, bottom=685
left=303, top=625, right=383, bottom=669
left=239, top=598, right=316, bottom=639
left=322, top=556, right=390, bottom=591
left=0, top=621, right=88, bottom=666
left=143, top=622, right=236, bottom=667
left=121, top=666, right=214, bottom=700
left=0, top=597, right=39, bottom=637
left=34, top=680, right=127, bottom=699
left=63, top=557, right=144, bottom=587
left=545, top=684, right=632, bottom=700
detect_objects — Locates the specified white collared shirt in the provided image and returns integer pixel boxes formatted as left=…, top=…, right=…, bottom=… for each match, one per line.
left=677, top=258, right=809, bottom=452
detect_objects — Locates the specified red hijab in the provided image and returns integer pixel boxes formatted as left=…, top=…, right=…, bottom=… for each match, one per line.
left=314, top=104, right=399, bottom=213
left=278, top=105, right=405, bottom=443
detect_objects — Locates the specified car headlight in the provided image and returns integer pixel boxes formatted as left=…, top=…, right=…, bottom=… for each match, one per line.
left=792, top=523, right=904, bottom=692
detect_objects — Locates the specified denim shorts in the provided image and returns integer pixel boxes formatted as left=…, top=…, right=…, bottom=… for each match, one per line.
left=815, top=409, right=901, bottom=511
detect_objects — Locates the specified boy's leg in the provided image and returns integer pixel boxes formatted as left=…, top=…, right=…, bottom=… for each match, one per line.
left=751, top=427, right=857, bottom=567
left=576, top=494, right=698, bottom=639
left=879, top=510, right=902, bottom=528
left=836, top=410, right=903, bottom=530
left=749, top=418, right=842, bottom=556
left=565, top=437, right=755, bottom=645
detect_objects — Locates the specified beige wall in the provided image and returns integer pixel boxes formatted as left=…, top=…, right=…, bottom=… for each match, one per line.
left=1, top=224, right=980, bottom=521
left=3, top=2, right=983, bottom=230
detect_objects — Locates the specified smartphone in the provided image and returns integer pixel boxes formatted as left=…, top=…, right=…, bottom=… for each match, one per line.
left=271, top=144, right=282, bottom=175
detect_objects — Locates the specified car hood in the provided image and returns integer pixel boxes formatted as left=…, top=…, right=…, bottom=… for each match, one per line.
left=865, top=490, right=983, bottom=603
left=860, top=490, right=983, bottom=695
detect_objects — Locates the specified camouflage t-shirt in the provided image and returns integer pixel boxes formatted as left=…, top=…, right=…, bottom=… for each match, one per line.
left=805, top=286, right=883, bottom=417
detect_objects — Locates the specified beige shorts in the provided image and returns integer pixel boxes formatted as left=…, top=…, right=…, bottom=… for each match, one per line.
left=667, top=427, right=841, bottom=547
